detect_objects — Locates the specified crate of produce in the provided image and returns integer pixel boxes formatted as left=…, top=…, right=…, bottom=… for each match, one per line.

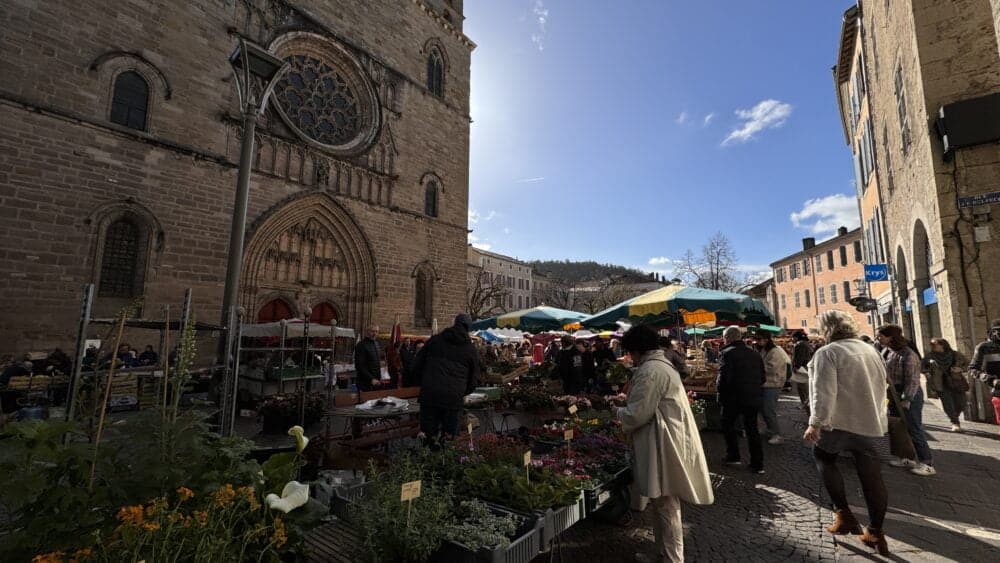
left=435, top=508, right=543, bottom=563
left=584, top=467, right=632, bottom=514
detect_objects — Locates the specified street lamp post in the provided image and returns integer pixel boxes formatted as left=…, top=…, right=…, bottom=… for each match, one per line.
left=220, top=38, right=289, bottom=330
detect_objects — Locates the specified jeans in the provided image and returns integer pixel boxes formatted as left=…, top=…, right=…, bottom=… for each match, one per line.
left=651, top=495, right=684, bottom=562
left=814, top=430, right=887, bottom=530
left=939, top=387, right=965, bottom=424
left=721, top=404, right=763, bottom=469
left=760, top=388, right=782, bottom=437
left=901, top=388, right=933, bottom=464
left=795, top=382, right=810, bottom=414
left=420, top=404, right=461, bottom=446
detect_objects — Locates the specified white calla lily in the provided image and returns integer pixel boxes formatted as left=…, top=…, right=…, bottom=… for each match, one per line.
left=265, top=480, right=310, bottom=513
left=287, top=425, right=309, bottom=453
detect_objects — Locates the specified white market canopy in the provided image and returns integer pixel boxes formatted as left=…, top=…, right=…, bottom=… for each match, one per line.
left=241, top=320, right=355, bottom=339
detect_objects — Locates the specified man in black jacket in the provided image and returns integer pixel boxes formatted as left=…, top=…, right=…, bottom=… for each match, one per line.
left=413, top=314, right=480, bottom=444
left=354, top=325, right=382, bottom=391
left=717, top=326, right=766, bottom=473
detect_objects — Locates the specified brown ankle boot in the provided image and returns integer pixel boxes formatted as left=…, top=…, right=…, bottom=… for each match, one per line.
left=858, top=528, right=890, bottom=556
left=827, top=509, right=862, bottom=535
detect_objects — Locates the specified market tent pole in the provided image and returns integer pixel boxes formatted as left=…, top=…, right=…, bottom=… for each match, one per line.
left=65, top=283, right=94, bottom=424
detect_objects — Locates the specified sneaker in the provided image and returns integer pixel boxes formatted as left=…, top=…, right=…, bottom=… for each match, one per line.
left=889, top=458, right=916, bottom=468
left=950, top=424, right=962, bottom=433
left=767, top=435, right=785, bottom=445
left=910, top=463, right=937, bottom=476
left=722, top=457, right=742, bottom=466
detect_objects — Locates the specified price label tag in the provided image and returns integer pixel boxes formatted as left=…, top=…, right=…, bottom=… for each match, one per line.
left=523, top=451, right=532, bottom=466
left=563, top=429, right=574, bottom=441
left=568, top=404, right=578, bottom=415
left=612, top=385, right=619, bottom=392
left=467, top=422, right=474, bottom=435
left=598, top=491, right=611, bottom=505
left=400, top=480, right=422, bottom=502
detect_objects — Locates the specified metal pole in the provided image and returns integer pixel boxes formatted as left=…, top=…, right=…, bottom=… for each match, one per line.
left=66, top=284, right=94, bottom=422
left=220, top=109, right=258, bottom=329
left=220, top=305, right=237, bottom=437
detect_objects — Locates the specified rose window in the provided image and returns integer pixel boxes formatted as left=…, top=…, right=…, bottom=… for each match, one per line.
left=273, top=55, right=362, bottom=147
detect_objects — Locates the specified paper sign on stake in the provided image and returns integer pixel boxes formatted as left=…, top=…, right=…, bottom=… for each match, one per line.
left=401, top=480, right=422, bottom=502
left=564, top=429, right=574, bottom=441
left=523, top=451, right=532, bottom=466
left=568, top=404, right=578, bottom=415
left=524, top=450, right=531, bottom=482
left=612, top=385, right=619, bottom=392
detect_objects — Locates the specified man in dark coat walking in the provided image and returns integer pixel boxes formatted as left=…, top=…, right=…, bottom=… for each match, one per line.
left=717, top=326, right=766, bottom=473
left=354, top=325, right=382, bottom=391
left=413, top=314, right=480, bottom=443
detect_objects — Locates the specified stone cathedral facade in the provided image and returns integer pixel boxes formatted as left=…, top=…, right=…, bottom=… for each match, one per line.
left=0, top=0, right=473, bottom=353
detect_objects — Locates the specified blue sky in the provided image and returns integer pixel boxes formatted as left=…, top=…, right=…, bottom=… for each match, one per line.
left=463, top=0, right=861, bottom=279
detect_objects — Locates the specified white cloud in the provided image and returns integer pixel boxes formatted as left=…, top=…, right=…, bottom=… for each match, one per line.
left=469, top=232, right=492, bottom=251
left=531, top=0, right=548, bottom=52
left=790, top=193, right=861, bottom=237
left=515, top=176, right=545, bottom=184
left=675, top=112, right=688, bottom=125
left=503, top=227, right=511, bottom=235
left=468, top=209, right=496, bottom=224
left=648, top=257, right=674, bottom=266
left=722, top=99, right=793, bottom=146
left=703, top=112, right=715, bottom=126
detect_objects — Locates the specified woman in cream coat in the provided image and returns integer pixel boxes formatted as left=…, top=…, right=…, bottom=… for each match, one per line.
left=616, top=325, right=714, bottom=562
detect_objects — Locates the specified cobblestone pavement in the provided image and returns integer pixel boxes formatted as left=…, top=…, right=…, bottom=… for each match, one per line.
left=551, top=393, right=1000, bottom=562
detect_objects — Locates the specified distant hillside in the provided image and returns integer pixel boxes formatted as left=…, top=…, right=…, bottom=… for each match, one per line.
left=529, top=260, right=655, bottom=284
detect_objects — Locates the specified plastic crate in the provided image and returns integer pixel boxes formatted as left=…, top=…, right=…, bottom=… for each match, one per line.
left=543, top=492, right=585, bottom=548
left=474, top=386, right=503, bottom=401
left=583, top=467, right=632, bottom=514
left=330, top=481, right=371, bottom=520
left=435, top=509, right=543, bottom=563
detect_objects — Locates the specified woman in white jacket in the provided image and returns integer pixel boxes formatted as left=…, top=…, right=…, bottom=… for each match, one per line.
left=616, top=325, right=714, bottom=562
left=803, top=310, right=890, bottom=556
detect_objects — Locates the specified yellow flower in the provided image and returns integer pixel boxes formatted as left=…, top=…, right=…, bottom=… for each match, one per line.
left=117, top=505, right=145, bottom=526
left=270, top=517, right=288, bottom=548
left=142, top=521, right=161, bottom=532
left=177, top=486, right=195, bottom=501
left=193, top=510, right=209, bottom=527
left=239, top=485, right=261, bottom=510
left=32, top=552, right=64, bottom=563
left=287, top=425, right=309, bottom=453
left=69, top=547, right=94, bottom=562
left=212, top=484, right=237, bottom=507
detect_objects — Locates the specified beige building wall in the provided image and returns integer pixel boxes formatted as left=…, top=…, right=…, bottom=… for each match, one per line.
left=467, top=246, right=533, bottom=313
left=858, top=0, right=1000, bottom=355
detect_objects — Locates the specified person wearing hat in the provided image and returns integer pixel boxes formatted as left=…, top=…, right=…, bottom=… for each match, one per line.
left=413, top=314, right=481, bottom=445
left=969, top=319, right=1000, bottom=433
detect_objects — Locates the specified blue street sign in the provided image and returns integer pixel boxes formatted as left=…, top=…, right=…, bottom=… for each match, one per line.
left=923, top=286, right=938, bottom=306
left=864, top=264, right=889, bottom=282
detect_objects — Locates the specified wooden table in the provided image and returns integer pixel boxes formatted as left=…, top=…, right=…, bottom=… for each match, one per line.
left=326, top=402, right=421, bottom=447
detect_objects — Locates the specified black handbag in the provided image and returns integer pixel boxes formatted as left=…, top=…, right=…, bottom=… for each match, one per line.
left=886, top=385, right=917, bottom=460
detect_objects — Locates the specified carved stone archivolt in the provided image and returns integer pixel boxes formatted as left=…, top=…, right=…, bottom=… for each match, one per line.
left=241, top=192, right=377, bottom=330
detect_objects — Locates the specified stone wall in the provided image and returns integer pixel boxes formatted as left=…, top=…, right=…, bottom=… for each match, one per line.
left=861, top=0, right=1000, bottom=355
left=0, top=0, right=474, bottom=354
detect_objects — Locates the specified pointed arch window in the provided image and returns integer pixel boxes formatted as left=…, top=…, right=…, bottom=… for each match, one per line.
left=426, top=50, right=444, bottom=98
left=414, top=270, right=434, bottom=328
left=110, top=71, right=149, bottom=131
left=424, top=181, right=439, bottom=217
left=98, top=218, right=142, bottom=297
left=257, top=299, right=294, bottom=323
left=309, top=302, right=338, bottom=325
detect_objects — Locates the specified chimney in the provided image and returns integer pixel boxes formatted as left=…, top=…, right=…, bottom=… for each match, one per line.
left=837, top=226, right=848, bottom=237
left=802, top=237, right=816, bottom=250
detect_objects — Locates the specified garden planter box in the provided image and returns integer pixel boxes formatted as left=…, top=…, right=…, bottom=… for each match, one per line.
left=583, top=467, right=632, bottom=514
left=487, top=493, right=585, bottom=553
left=433, top=509, right=543, bottom=563
left=330, top=481, right=371, bottom=519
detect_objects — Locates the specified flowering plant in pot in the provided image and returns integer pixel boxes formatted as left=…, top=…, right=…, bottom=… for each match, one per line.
left=258, top=393, right=324, bottom=433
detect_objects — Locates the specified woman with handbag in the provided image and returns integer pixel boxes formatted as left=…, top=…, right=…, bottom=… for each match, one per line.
left=616, top=324, right=714, bottom=562
left=923, top=338, right=969, bottom=432
left=877, top=325, right=936, bottom=476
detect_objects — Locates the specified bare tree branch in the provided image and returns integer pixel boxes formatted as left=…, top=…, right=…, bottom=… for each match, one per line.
left=466, top=270, right=510, bottom=319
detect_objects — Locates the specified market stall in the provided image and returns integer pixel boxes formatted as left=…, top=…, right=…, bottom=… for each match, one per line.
left=471, top=306, right=588, bottom=333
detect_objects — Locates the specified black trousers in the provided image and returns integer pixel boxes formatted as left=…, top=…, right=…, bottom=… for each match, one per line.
left=420, top=404, right=461, bottom=446
left=721, top=404, right=763, bottom=469
left=813, top=430, right=887, bottom=530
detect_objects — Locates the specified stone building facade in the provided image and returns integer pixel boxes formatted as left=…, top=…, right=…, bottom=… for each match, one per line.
left=0, top=0, right=474, bottom=354
left=466, top=246, right=533, bottom=313
left=770, top=228, right=871, bottom=335
left=838, top=0, right=1000, bottom=355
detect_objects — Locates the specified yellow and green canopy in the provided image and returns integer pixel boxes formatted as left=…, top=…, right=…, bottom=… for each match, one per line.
left=580, top=285, right=774, bottom=330
left=470, top=306, right=588, bottom=333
